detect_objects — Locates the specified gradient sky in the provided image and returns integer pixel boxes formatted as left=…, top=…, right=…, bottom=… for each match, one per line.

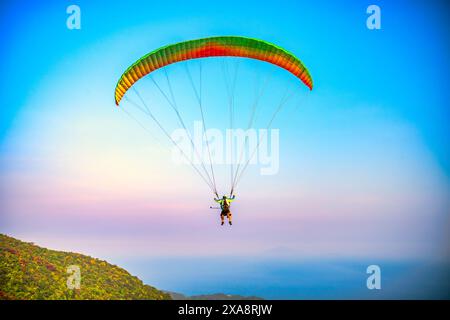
left=0, top=0, right=449, bottom=298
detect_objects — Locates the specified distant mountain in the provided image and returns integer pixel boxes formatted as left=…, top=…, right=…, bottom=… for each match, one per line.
left=167, top=291, right=263, bottom=300
left=0, top=234, right=171, bottom=300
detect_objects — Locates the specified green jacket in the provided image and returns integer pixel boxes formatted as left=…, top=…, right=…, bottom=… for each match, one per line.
left=214, top=195, right=235, bottom=210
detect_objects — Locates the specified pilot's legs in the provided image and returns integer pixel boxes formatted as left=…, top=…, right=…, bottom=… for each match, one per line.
left=220, top=214, right=225, bottom=225
left=227, top=212, right=232, bottom=225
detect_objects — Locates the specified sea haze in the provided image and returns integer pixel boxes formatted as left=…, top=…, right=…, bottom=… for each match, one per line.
left=112, top=256, right=450, bottom=299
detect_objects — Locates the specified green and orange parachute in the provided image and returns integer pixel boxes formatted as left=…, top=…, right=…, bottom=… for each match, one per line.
left=114, top=36, right=313, bottom=105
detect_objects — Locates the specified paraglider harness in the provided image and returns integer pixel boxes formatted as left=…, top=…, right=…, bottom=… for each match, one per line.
left=214, top=195, right=234, bottom=216
left=220, top=200, right=231, bottom=216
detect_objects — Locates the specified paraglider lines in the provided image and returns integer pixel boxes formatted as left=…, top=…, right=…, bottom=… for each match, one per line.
left=233, top=88, right=296, bottom=190
left=147, top=72, right=218, bottom=195
left=124, top=88, right=218, bottom=195
left=230, top=73, right=271, bottom=195
left=184, top=62, right=219, bottom=197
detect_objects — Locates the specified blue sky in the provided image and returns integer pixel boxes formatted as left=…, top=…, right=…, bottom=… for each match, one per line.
left=0, top=0, right=449, bottom=298
left=1, top=0, right=449, bottom=174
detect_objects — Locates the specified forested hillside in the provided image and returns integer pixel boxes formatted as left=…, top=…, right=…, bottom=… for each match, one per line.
left=0, top=234, right=171, bottom=300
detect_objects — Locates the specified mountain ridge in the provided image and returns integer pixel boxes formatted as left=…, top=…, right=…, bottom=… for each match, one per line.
left=0, top=233, right=170, bottom=300
left=166, top=291, right=263, bottom=300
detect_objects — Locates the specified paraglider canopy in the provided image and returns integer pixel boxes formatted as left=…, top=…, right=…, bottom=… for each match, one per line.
left=115, top=36, right=313, bottom=106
